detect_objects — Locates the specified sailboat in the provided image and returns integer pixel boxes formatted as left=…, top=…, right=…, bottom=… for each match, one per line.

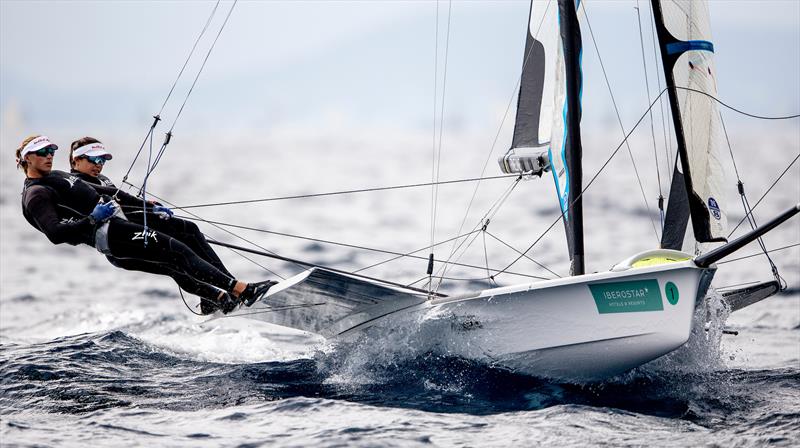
left=209, top=0, right=798, bottom=381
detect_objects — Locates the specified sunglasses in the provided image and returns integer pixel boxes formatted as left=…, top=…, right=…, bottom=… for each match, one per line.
left=33, top=146, right=57, bottom=157
left=83, top=155, right=107, bottom=166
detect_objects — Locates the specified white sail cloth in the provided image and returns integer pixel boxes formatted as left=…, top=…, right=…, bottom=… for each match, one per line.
left=661, top=0, right=728, bottom=242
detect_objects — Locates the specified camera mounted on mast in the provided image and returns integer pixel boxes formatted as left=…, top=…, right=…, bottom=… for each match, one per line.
left=498, top=147, right=551, bottom=177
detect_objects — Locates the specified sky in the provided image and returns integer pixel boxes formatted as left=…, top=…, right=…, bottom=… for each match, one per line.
left=2, top=0, right=798, bottom=140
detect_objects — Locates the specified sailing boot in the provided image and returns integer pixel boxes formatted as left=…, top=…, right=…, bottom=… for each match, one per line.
left=239, top=280, right=278, bottom=307
left=199, top=297, right=218, bottom=315
left=219, top=292, right=241, bottom=314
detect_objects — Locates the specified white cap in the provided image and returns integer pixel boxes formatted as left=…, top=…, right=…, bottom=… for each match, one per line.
left=21, top=135, right=58, bottom=157
left=73, top=142, right=112, bottom=160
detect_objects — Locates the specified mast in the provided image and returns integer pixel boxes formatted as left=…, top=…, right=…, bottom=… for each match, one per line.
left=556, top=0, right=585, bottom=275
left=501, top=0, right=585, bottom=275
left=651, top=0, right=728, bottom=250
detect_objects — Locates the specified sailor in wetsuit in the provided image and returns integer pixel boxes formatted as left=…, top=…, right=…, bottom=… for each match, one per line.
left=67, top=136, right=248, bottom=311
left=16, top=134, right=275, bottom=314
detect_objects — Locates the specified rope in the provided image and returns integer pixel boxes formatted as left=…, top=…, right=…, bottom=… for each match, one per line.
left=122, top=0, right=221, bottom=184
left=481, top=229, right=496, bottom=288
left=429, top=0, right=441, bottom=293
left=445, top=0, right=553, bottom=276
left=492, top=86, right=799, bottom=278
left=432, top=0, right=453, bottom=242
left=494, top=88, right=673, bottom=277
left=205, top=239, right=445, bottom=297
left=674, top=87, right=800, bottom=121
left=634, top=1, right=665, bottom=230
left=122, top=182, right=291, bottom=278
left=178, top=215, right=550, bottom=281
left=720, top=110, right=784, bottom=286
left=434, top=175, right=522, bottom=292
left=144, top=0, right=238, bottom=180
left=175, top=174, right=520, bottom=209
left=647, top=0, right=674, bottom=182
left=727, top=152, right=799, bottom=238
left=583, top=1, right=660, bottom=242
left=353, top=229, right=481, bottom=274
left=718, top=243, right=799, bottom=265
left=485, top=230, right=561, bottom=278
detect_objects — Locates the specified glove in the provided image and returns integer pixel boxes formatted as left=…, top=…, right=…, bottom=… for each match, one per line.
left=153, top=205, right=174, bottom=219
left=90, top=202, right=116, bottom=223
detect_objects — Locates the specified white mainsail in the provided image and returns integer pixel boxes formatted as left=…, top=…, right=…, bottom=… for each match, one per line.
left=655, top=0, right=728, bottom=248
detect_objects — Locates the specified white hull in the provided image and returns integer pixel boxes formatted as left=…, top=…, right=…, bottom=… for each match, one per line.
left=401, top=261, right=713, bottom=381
left=243, top=251, right=715, bottom=382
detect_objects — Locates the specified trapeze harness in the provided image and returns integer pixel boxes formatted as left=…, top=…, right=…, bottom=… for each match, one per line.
left=21, top=171, right=236, bottom=306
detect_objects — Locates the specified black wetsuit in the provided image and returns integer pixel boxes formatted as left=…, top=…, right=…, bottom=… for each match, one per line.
left=22, top=170, right=235, bottom=312
left=71, top=171, right=233, bottom=274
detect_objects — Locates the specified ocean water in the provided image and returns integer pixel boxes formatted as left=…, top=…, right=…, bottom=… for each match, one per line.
left=1, top=115, right=799, bottom=447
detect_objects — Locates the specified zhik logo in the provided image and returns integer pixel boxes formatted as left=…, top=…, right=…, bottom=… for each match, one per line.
left=131, top=230, right=158, bottom=242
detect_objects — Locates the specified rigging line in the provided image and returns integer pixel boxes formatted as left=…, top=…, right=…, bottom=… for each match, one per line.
left=123, top=118, right=159, bottom=185
left=145, top=0, right=238, bottom=179
left=634, top=1, right=664, bottom=228
left=141, top=121, right=155, bottom=245
left=159, top=0, right=222, bottom=117
left=727, top=152, right=800, bottom=238
left=435, top=228, right=484, bottom=289
left=582, top=1, right=660, bottom=242
left=719, top=112, right=742, bottom=180
left=719, top=110, right=781, bottom=282
left=438, top=177, right=521, bottom=273
left=181, top=215, right=548, bottom=280
left=647, top=0, right=673, bottom=183
left=122, top=0, right=221, bottom=183
left=435, top=176, right=521, bottom=277
left=718, top=243, right=799, bottom=265
left=168, top=0, right=237, bottom=133
left=128, top=180, right=513, bottom=279
left=673, top=86, right=800, bottom=121
left=482, top=230, right=495, bottom=287
left=177, top=287, right=204, bottom=316
left=409, top=268, right=542, bottom=288
left=432, top=0, right=453, bottom=264
left=445, top=0, right=553, bottom=268
left=485, top=230, right=561, bottom=278
left=408, top=275, right=431, bottom=288
left=122, top=180, right=291, bottom=278
left=429, top=0, right=441, bottom=293
left=353, top=229, right=481, bottom=274
left=494, top=82, right=799, bottom=278
left=494, top=87, right=675, bottom=277
left=206, top=238, right=447, bottom=297
left=434, top=176, right=522, bottom=292
left=175, top=174, right=521, bottom=209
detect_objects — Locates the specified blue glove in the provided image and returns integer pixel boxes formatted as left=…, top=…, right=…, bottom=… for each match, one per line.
left=153, top=205, right=174, bottom=219
left=90, top=202, right=116, bottom=223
